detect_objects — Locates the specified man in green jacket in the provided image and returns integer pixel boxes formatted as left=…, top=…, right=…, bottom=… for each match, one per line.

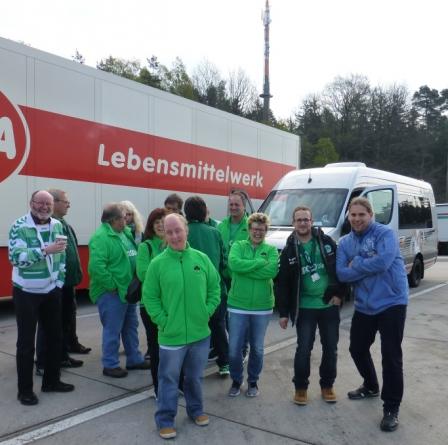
left=217, top=190, right=250, bottom=360
left=142, top=213, right=220, bottom=440
left=36, top=189, right=89, bottom=376
left=49, top=189, right=90, bottom=354
left=217, top=191, right=249, bottom=281
left=89, top=203, right=149, bottom=378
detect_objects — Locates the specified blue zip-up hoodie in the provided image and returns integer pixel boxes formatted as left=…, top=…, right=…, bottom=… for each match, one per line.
left=336, top=222, right=408, bottom=315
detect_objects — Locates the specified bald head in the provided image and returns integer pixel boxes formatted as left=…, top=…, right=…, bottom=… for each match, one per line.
left=164, top=213, right=188, bottom=251
left=30, top=190, right=54, bottom=222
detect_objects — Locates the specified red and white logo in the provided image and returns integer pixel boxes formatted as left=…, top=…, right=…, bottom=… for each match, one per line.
left=0, top=91, right=30, bottom=183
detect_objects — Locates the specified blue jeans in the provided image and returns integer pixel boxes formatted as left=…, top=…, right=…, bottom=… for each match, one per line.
left=293, top=305, right=340, bottom=389
left=97, top=292, right=143, bottom=368
left=156, top=336, right=210, bottom=429
left=228, top=312, right=270, bottom=385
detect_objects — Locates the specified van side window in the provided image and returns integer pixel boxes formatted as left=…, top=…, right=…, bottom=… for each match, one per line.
left=398, top=194, right=433, bottom=229
left=364, top=189, right=393, bottom=225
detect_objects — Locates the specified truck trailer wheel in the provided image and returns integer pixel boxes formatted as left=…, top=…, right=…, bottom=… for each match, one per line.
left=408, top=257, right=423, bottom=288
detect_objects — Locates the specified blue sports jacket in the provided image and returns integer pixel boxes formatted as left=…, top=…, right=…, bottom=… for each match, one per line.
left=336, top=222, right=408, bottom=315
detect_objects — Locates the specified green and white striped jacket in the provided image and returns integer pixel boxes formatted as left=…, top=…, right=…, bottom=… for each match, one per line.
left=8, top=212, right=66, bottom=293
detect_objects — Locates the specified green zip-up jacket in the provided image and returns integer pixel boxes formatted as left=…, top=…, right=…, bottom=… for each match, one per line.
left=228, top=240, right=279, bottom=311
left=217, top=215, right=249, bottom=251
left=217, top=214, right=249, bottom=281
left=142, top=243, right=221, bottom=346
left=88, top=223, right=137, bottom=304
left=9, top=212, right=65, bottom=293
left=136, top=236, right=164, bottom=283
left=187, top=221, right=227, bottom=296
left=57, top=218, right=83, bottom=287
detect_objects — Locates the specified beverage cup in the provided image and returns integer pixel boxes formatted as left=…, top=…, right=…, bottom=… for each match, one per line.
left=55, top=234, right=68, bottom=247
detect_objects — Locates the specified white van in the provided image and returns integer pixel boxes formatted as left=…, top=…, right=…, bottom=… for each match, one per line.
left=436, top=203, right=448, bottom=255
left=258, top=162, right=438, bottom=287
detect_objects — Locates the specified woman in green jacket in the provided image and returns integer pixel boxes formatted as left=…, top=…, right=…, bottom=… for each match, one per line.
left=136, top=207, right=167, bottom=397
left=227, top=213, right=278, bottom=398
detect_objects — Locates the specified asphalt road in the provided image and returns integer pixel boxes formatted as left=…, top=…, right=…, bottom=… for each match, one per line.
left=0, top=257, right=447, bottom=445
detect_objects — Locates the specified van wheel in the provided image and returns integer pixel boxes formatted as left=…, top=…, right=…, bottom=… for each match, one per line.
left=408, top=258, right=423, bottom=288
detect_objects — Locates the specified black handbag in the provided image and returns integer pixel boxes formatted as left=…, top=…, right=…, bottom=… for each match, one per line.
left=126, top=275, right=142, bottom=304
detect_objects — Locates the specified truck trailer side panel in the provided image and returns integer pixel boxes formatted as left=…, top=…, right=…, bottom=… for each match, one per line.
left=0, top=37, right=300, bottom=298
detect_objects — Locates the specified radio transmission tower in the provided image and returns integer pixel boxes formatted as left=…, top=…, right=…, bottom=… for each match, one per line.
left=260, top=0, right=272, bottom=121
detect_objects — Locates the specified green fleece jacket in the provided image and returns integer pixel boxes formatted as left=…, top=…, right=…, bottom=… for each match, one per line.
left=217, top=214, right=249, bottom=280
left=217, top=215, right=249, bottom=250
left=88, top=224, right=136, bottom=304
left=188, top=221, right=227, bottom=297
left=136, top=236, right=165, bottom=282
left=142, top=243, right=221, bottom=346
left=228, top=240, right=279, bottom=311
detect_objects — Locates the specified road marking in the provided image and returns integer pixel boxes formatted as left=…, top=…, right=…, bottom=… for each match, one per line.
left=409, top=282, right=448, bottom=299
left=0, top=391, right=151, bottom=445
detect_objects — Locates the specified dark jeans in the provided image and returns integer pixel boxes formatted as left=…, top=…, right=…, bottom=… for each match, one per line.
left=293, top=305, right=340, bottom=390
left=349, top=305, right=406, bottom=413
left=13, top=287, right=62, bottom=395
left=61, top=285, right=80, bottom=349
left=208, top=298, right=229, bottom=367
left=36, top=285, right=78, bottom=366
left=140, top=306, right=160, bottom=394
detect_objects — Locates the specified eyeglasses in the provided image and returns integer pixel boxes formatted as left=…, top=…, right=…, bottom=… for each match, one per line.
left=32, top=200, right=53, bottom=207
left=294, top=218, right=311, bottom=224
left=55, top=199, right=70, bottom=205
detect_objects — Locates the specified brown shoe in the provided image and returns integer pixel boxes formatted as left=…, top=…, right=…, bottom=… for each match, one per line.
left=195, top=414, right=210, bottom=426
left=294, top=389, right=307, bottom=405
left=321, top=387, right=337, bottom=403
left=159, top=427, right=176, bottom=439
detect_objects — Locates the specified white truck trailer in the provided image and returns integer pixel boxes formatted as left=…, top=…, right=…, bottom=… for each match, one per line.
left=0, top=36, right=300, bottom=298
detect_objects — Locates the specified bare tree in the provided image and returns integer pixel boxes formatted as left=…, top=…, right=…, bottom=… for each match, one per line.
left=226, top=68, right=258, bottom=116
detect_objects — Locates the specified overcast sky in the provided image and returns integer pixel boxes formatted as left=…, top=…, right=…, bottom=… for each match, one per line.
left=2, top=0, right=447, bottom=118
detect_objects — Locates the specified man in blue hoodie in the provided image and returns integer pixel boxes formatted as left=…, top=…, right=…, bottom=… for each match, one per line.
left=336, top=197, right=408, bottom=433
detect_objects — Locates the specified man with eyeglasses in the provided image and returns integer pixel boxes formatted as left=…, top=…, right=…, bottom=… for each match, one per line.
left=8, top=190, right=75, bottom=405
left=35, top=190, right=91, bottom=375
left=49, top=189, right=91, bottom=355
left=276, top=206, right=346, bottom=406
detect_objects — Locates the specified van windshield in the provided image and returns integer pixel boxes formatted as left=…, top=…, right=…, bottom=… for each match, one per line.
left=258, top=188, right=348, bottom=227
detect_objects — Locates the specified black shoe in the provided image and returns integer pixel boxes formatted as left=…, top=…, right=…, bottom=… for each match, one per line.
left=126, top=360, right=151, bottom=370
left=380, top=411, right=399, bottom=432
left=68, top=344, right=92, bottom=354
left=35, top=366, right=44, bottom=377
left=18, top=392, right=39, bottom=405
left=103, top=367, right=128, bottom=378
left=60, top=357, right=84, bottom=368
left=348, top=385, right=380, bottom=400
left=42, top=381, right=75, bottom=392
